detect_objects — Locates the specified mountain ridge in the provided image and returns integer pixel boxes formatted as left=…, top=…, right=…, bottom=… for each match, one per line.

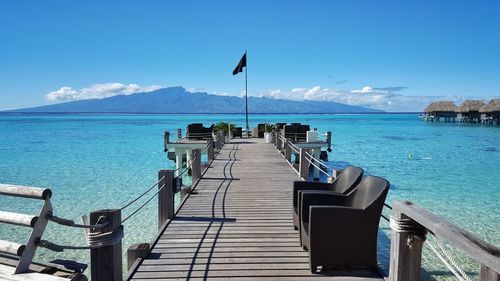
left=5, top=87, right=383, bottom=113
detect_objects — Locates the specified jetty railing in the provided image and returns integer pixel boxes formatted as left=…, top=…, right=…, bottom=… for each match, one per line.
left=0, top=131, right=225, bottom=281
left=274, top=132, right=335, bottom=181
left=274, top=130, right=500, bottom=280
left=389, top=200, right=500, bottom=281
left=0, top=184, right=52, bottom=274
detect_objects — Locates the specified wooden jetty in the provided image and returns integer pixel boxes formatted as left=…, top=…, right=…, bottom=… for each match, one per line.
left=127, top=138, right=384, bottom=280
left=1, top=124, right=499, bottom=281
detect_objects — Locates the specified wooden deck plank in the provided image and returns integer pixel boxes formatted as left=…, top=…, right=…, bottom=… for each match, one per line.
left=127, top=139, right=384, bottom=280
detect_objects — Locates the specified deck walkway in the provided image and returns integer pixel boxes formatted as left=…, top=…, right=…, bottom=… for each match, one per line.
left=128, top=139, right=384, bottom=281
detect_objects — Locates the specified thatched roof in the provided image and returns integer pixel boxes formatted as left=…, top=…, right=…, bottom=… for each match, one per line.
left=424, top=101, right=458, bottom=113
left=479, top=99, right=500, bottom=113
left=458, top=100, right=485, bottom=113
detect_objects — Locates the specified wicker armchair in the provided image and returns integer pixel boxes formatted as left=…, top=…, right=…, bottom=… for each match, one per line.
left=292, top=166, right=363, bottom=231
left=299, top=176, right=389, bottom=272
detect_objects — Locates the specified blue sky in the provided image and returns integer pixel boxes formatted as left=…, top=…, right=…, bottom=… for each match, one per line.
left=0, top=1, right=499, bottom=111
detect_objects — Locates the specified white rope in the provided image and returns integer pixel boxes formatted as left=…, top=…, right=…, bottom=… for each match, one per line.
left=427, top=235, right=473, bottom=281
left=176, top=153, right=199, bottom=179
left=289, top=144, right=300, bottom=154
left=37, top=225, right=124, bottom=251
left=390, top=216, right=472, bottom=281
left=304, top=150, right=335, bottom=173
left=304, top=154, right=330, bottom=176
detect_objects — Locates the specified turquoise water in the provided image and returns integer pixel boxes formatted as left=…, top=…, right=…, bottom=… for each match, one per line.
left=0, top=113, right=498, bottom=279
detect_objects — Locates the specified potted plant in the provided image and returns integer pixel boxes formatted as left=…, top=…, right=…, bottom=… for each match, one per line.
left=214, top=122, right=236, bottom=142
left=264, top=123, right=276, bottom=143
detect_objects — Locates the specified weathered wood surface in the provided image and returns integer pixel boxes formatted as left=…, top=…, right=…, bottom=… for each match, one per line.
left=0, top=256, right=84, bottom=281
left=128, top=139, right=383, bottom=280
left=393, top=201, right=500, bottom=273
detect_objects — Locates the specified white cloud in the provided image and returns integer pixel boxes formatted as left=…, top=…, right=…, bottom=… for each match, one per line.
left=46, top=83, right=162, bottom=101
left=253, top=86, right=449, bottom=112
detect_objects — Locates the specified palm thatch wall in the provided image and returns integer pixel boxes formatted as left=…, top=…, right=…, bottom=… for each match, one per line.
left=458, top=100, right=485, bottom=113
left=479, top=99, right=500, bottom=113
left=424, top=101, right=458, bottom=113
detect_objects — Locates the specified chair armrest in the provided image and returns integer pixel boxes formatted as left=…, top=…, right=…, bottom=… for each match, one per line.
left=300, top=191, right=349, bottom=223
left=293, top=181, right=332, bottom=208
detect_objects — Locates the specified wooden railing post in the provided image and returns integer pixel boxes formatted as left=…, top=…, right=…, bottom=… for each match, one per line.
left=163, top=131, right=170, bottom=152
left=192, top=148, right=201, bottom=185
left=299, top=148, right=309, bottom=180
left=158, top=170, right=174, bottom=230
left=481, top=265, right=500, bottom=281
left=389, top=209, right=426, bottom=281
left=90, top=209, right=122, bottom=281
left=207, top=139, right=214, bottom=161
left=284, top=139, right=292, bottom=163
left=326, top=131, right=332, bottom=152
left=127, top=243, right=150, bottom=270
left=277, top=133, right=283, bottom=150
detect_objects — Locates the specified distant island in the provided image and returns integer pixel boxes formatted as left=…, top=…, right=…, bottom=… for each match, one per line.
left=4, top=87, right=383, bottom=114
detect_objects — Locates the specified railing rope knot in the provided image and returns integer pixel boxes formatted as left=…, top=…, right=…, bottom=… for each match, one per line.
left=390, top=216, right=427, bottom=244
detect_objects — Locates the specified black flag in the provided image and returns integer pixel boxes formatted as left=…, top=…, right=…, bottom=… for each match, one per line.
left=232, top=53, right=247, bottom=75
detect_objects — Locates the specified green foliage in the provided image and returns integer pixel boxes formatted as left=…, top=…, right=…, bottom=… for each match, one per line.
left=265, top=123, right=276, bottom=133
left=214, top=122, right=237, bottom=135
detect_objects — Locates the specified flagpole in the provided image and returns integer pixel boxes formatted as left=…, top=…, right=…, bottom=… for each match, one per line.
left=245, top=50, right=249, bottom=135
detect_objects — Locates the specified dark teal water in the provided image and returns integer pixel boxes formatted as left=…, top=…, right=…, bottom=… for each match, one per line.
left=0, top=113, right=498, bottom=279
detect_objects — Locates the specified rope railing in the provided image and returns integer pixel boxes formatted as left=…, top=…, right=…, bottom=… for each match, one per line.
left=48, top=213, right=110, bottom=229
left=289, top=143, right=300, bottom=154
left=304, top=154, right=330, bottom=177
left=121, top=183, right=166, bottom=223
left=425, top=234, right=473, bottom=281
left=119, top=175, right=165, bottom=211
left=175, top=153, right=199, bottom=179
left=37, top=225, right=124, bottom=252
left=304, top=150, right=335, bottom=173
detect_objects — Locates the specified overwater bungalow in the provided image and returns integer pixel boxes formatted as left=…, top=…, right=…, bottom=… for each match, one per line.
left=479, top=98, right=500, bottom=125
left=457, top=100, right=485, bottom=123
left=423, top=101, right=458, bottom=122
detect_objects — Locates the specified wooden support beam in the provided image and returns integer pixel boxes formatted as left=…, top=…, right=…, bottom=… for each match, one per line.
left=393, top=201, right=500, bottom=273
left=163, top=131, right=170, bottom=151
left=388, top=209, right=425, bottom=281
left=191, top=148, right=202, bottom=185
left=90, top=209, right=122, bottom=281
left=158, top=170, right=175, bottom=229
left=127, top=243, right=150, bottom=271
left=481, top=264, right=500, bottom=281
left=299, top=148, right=309, bottom=180
left=207, top=139, right=214, bottom=162
left=284, top=139, right=292, bottom=163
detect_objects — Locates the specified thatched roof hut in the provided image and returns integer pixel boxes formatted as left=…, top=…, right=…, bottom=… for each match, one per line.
left=424, top=101, right=458, bottom=113
left=458, top=100, right=485, bottom=113
left=479, top=99, right=500, bottom=113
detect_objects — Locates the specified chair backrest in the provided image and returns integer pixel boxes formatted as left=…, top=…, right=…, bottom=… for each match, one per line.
left=347, top=176, right=390, bottom=210
left=329, top=166, right=364, bottom=194
left=296, top=125, right=310, bottom=141
left=276, top=123, right=286, bottom=130
left=283, top=125, right=297, bottom=139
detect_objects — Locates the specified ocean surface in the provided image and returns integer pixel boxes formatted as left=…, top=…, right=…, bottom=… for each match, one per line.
left=0, top=113, right=498, bottom=280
